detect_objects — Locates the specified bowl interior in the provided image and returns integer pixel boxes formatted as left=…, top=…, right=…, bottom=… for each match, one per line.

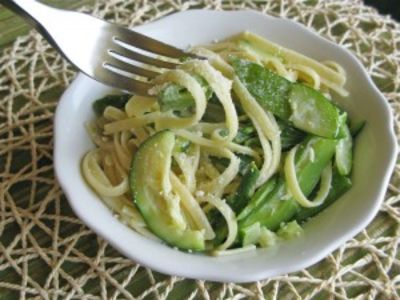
left=54, top=10, right=397, bottom=282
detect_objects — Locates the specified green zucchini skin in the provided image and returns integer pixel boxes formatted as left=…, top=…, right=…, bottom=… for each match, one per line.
left=129, top=130, right=205, bottom=251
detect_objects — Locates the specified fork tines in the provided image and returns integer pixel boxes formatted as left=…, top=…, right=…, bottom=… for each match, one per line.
left=101, top=27, right=194, bottom=95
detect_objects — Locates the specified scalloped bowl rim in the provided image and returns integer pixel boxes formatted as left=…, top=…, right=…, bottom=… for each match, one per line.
left=54, top=9, right=398, bottom=283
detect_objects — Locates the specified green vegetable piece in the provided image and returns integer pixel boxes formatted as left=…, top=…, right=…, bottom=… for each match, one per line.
left=244, top=137, right=261, bottom=148
left=258, top=227, right=277, bottom=248
left=232, top=57, right=343, bottom=139
left=295, top=169, right=352, bottom=223
left=234, top=125, right=256, bottom=144
left=289, top=84, right=341, bottom=138
left=211, top=154, right=254, bottom=176
left=208, top=162, right=259, bottom=247
left=335, top=122, right=353, bottom=176
left=202, top=95, right=225, bottom=122
left=157, top=75, right=212, bottom=112
left=205, top=206, right=226, bottom=247
left=277, top=221, right=303, bottom=240
left=277, top=119, right=307, bottom=150
left=350, top=120, right=366, bottom=138
left=239, top=155, right=257, bottom=175
left=231, top=57, right=292, bottom=120
left=228, top=162, right=260, bottom=214
left=237, top=175, right=277, bottom=221
left=93, top=94, right=131, bottom=115
left=242, top=222, right=261, bottom=246
left=173, top=137, right=191, bottom=153
left=210, top=220, right=228, bottom=247
left=158, top=84, right=195, bottom=112
left=239, top=137, right=338, bottom=231
left=129, top=130, right=205, bottom=251
left=335, top=113, right=348, bottom=140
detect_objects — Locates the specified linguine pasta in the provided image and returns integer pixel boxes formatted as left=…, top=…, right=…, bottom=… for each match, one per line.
left=82, top=31, right=351, bottom=254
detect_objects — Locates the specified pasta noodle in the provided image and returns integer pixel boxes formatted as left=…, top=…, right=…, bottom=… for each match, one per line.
left=284, top=145, right=332, bottom=207
left=81, top=31, right=351, bottom=253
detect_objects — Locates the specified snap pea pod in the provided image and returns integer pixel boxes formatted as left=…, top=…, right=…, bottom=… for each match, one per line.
left=350, top=120, right=366, bottom=138
left=209, top=161, right=260, bottom=246
left=231, top=58, right=343, bottom=139
left=288, top=84, right=343, bottom=138
left=228, top=162, right=260, bottom=214
left=231, top=57, right=292, bottom=120
left=335, top=121, right=352, bottom=176
left=92, top=94, right=131, bottom=115
left=294, top=169, right=352, bottom=223
left=277, top=119, right=307, bottom=151
left=239, top=136, right=338, bottom=232
left=237, top=175, right=278, bottom=221
left=227, top=32, right=345, bottom=88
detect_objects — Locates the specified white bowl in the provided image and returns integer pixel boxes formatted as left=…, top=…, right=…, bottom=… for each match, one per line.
left=54, top=10, right=397, bottom=283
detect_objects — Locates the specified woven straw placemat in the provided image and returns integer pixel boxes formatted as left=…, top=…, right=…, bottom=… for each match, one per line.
left=0, top=0, right=399, bottom=299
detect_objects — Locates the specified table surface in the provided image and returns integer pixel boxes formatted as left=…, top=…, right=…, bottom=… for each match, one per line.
left=0, top=1, right=399, bottom=299
left=0, top=0, right=396, bottom=48
left=364, top=0, right=400, bottom=21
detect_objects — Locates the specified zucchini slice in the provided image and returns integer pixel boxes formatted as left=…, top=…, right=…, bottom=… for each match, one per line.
left=129, top=130, right=205, bottom=251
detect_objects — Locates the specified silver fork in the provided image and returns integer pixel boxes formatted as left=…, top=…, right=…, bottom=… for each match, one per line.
left=1, top=0, right=194, bottom=95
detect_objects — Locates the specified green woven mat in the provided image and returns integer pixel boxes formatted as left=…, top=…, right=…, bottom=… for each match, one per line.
left=0, top=0, right=399, bottom=299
